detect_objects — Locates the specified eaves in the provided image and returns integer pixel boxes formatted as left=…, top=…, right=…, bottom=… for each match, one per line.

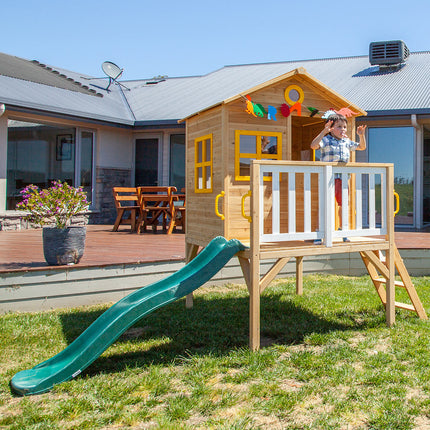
left=5, top=102, right=135, bottom=129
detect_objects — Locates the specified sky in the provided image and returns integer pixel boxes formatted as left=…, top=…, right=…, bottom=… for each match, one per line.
left=2, top=0, right=430, bottom=81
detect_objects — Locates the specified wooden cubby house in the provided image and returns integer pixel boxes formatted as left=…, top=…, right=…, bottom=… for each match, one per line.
left=182, top=68, right=427, bottom=350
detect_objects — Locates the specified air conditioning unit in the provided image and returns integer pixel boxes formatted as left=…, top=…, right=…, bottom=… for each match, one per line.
left=369, top=40, right=410, bottom=66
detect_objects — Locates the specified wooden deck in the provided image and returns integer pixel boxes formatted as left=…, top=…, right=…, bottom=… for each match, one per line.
left=1, top=225, right=430, bottom=314
left=0, top=225, right=429, bottom=273
left=0, top=225, right=186, bottom=273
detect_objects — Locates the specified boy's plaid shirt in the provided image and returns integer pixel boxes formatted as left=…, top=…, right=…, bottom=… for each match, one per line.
left=319, top=134, right=359, bottom=162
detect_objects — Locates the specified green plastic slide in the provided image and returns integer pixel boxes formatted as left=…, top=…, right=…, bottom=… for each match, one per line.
left=11, top=236, right=245, bottom=396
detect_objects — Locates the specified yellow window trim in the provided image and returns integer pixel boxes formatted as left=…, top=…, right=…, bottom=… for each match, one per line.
left=194, top=133, right=213, bottom=193
left=235, top=130, right=282, bottom=181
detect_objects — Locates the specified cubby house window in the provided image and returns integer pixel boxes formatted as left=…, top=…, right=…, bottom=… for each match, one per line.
left=235, top=130, right=282, bottom=181
left=194, top=134, right=213, bottom=193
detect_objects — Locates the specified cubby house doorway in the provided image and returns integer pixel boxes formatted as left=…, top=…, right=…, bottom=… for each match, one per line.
left=291, top=116, right=324, bottom=162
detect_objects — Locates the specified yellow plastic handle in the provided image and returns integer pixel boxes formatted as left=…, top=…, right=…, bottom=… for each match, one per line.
left=394, top=190, right=400, bottom=216
left=215, top=191, right=225, bottom=220
left=241, top=190, right=252, bottom=223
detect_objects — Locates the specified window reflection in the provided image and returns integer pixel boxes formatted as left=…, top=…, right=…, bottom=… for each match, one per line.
left=368, top=127, right=414, bottom=225
left=261, top=136, right=277, bottom=155
left=7, top=120, right=76, bottom=209
left=423, top=126, right=430, bottom=224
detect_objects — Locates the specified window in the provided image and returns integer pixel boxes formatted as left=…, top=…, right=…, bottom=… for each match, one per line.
left=367, top=127, right=414, bottom=226
left=235, top=130, right=282, bottom=181
left=79, top=131, right=94, bottom=199
left=194, top=134, right=212, bottom=193
left=7, top=120, right=94, bottom=209
left=169, top=134, right=185, bottom=191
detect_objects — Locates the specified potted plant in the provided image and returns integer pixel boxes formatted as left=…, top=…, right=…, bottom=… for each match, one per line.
left=17, top=181, right=90, bottom=266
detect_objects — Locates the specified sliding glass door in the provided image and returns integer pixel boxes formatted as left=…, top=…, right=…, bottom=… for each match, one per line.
left=7, top=120, right=95, bottom=209
left=367, top=127, right=414, bottom=226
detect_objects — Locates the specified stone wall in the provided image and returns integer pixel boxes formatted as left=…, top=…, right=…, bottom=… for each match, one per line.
left=89, top=167, right=133, bottom=225
left=0, top=212, right=89, bottom=231
left=0, top=211, right=30, bottom=231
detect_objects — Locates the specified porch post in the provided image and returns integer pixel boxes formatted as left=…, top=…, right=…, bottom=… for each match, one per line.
left=0, top=114, right=7, bottom=212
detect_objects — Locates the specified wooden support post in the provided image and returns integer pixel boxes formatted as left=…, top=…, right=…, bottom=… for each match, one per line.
left=250, top=249, right=261, bottom=351
left=185, top=242, right=199, bottom=309
left=250, top=161, right=261, bottom=351
left=385, top=165, right=395, bottom=326
left=296, top=256, right=303, bottom=295
left=238, top=256, right=251, bottom=293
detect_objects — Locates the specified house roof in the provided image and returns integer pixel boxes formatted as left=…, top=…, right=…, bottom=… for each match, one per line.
left=1, top=49, right=430, bottom=127
left=0, top=53, right=103, bottom=96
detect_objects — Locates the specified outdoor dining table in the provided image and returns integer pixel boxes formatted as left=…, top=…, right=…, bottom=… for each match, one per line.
left=136, top=186, right=183, bottom=234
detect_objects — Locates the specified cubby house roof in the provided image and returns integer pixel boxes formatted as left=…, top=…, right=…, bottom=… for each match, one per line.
left=181, top=67, right=367, bottom=121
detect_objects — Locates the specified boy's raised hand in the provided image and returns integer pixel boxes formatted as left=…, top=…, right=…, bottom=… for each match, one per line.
left=324, top=120, right=334, bottom=135
left=357, top=124, right=367, bottom=136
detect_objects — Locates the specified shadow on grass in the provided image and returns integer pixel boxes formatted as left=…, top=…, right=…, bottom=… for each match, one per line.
left=56, top=290, right=385, bottom=378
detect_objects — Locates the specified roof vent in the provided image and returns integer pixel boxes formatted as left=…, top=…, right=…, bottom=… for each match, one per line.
left=369, top=40, right=409, bottom=66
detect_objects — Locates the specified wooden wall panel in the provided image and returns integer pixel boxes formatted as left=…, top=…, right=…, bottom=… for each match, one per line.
left=186, top=107, right=226, bottom=245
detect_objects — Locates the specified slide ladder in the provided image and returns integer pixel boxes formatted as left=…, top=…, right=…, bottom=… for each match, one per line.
left=360, top=245, right=427, bottom=319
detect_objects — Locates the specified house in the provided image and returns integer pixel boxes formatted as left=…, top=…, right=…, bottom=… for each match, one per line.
left=1, top=40, right=429, bottom=230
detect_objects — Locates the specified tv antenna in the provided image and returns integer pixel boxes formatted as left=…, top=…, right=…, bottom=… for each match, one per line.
left=101, top=61, right=129, bottom=92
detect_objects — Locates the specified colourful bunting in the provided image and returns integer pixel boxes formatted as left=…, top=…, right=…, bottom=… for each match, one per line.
left=245, top=95, right=257, bottom=117
left=289, top=102, right=301, bottom=116
left=267, top=105, right=277, bottom=121
left=322, top=109, right=337, bottom=119
left=253, top=103, right=266, bottom=117
left=244, top=88, right=359, bottom=121
left=335, top=107, right=358, bottom=117
left=280, top=103, right=290, bottom=118
left=307, top=107, right=319, bottom=117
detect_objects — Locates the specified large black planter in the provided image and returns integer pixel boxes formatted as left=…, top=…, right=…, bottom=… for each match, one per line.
left=43, top=226, right=87, bottom=266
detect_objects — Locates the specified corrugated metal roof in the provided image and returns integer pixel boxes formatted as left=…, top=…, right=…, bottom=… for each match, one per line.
left=0, top=53, right=103, bottom=97
left=1, top=50, right=430, bottom=125
left=127, top=52, right=430, bottom=121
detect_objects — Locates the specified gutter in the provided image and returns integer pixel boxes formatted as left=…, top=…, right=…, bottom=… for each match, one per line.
left=7, top=104, right=134, bottom=129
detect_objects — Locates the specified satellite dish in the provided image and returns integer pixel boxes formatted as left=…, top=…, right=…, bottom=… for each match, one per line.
left=102, top=61, right=123, bottom=80
left=101, top=61, right=128, bottom=91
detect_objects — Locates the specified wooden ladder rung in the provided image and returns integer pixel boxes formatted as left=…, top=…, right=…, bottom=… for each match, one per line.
left=394, top=302, right=417, bottom=312
left=374, top=278, right=405, bottom=288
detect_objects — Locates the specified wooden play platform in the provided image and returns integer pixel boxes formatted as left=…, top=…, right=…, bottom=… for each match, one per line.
left=181, top=67, right=428, bottom=350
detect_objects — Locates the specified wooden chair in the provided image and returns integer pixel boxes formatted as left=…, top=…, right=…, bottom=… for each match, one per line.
left=173, top=188, right=186, bottom=232
left=136, top=186, right=177, bottom=234
left=112, top=187, right=140, bottom=232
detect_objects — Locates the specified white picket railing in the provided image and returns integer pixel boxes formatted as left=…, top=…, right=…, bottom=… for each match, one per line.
left=255, top=162, right=391, bottom=247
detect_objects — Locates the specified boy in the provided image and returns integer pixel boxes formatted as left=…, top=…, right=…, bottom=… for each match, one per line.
left=310, top=114, right=367, bottom=242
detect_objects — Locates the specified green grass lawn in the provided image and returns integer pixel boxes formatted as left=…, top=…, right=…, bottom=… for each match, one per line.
left=1, top=274, right=430, bottom=429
